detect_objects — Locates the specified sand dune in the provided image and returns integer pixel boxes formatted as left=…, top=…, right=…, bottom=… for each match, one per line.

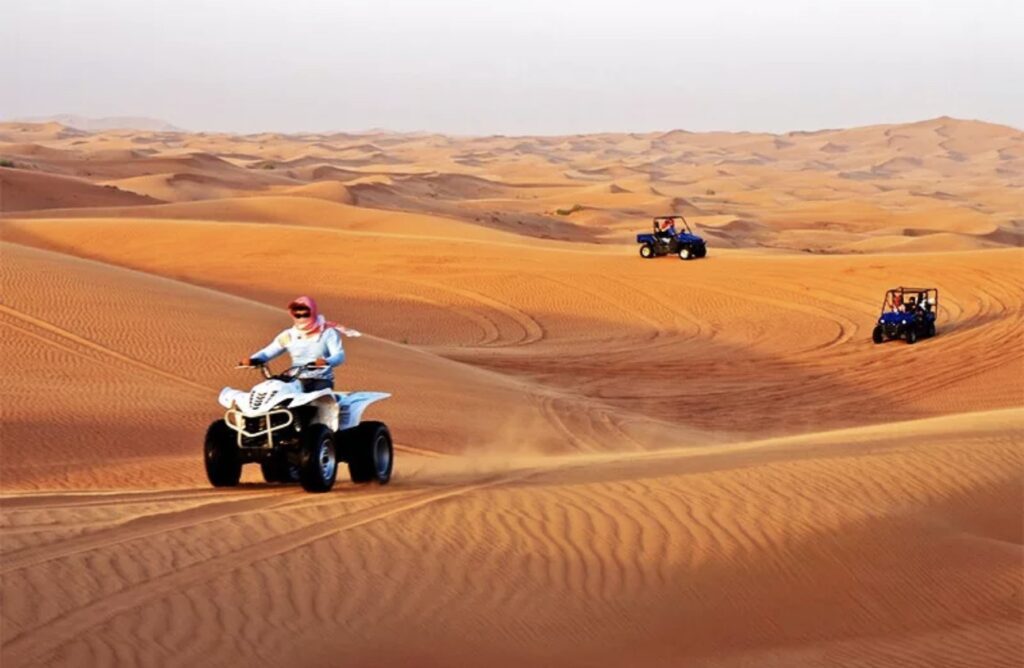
left=3, top=214, right=1020, bottom=437
left=4, top=116, right=1021, bottom=251
left=99, top=172, right=266, bottom=202
left=3, top=241, right=705, bottom=490
left=0, top=167, right=161, bottom=212
left=1, top=119, right=1022, bottom=667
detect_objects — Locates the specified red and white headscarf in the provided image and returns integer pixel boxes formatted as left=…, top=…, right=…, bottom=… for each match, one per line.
left=289, top=296, right=330, bottom=338
left=288, top=296, right=362, bottom=340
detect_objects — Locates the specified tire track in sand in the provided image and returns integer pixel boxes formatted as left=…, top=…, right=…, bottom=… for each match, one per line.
left=0, top=305, right=208, bottom=393
left=2, top=472, right=533, bottom=664
left=0, top=491, right=356, bottom=574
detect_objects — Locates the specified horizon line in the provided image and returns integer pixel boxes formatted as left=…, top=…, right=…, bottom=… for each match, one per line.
left=4, top=114, right=1022, bottom=139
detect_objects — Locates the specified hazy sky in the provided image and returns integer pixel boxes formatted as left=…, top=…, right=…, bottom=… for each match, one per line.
left=3, top=0, right=1022, bottom=135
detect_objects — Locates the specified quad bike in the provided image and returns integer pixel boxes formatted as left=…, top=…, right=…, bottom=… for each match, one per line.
left=204, top=363, right=393, bottom=493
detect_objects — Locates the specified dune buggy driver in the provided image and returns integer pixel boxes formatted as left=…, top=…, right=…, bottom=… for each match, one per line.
left=240, top=296, right=358, bottom=391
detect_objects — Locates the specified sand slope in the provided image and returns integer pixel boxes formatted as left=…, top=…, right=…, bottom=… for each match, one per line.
left=3, top=216, right=1021, bottom=437
left=0, top=167, right=161, bottom=212
left=2, top=241, right=705, bottom=490
left=2, top=410, right=1020, bottom=667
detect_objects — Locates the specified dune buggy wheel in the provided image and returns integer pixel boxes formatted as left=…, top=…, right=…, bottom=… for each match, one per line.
left=204, top=420, right=241, bottom=487
left=906, top=327, right=918, bottom=345
left=298, top=425, right=338, bottom=493
left=347, top=421, right=393, bottom=484
left=678, top=247, right=693, bottom=260
left=639, top=244, right=655, bottom=259
left=872, top=325, right=884, bottom=344
left=926, top=322, right=936, bottom=338
left=696, top=246, right=707, bottom=258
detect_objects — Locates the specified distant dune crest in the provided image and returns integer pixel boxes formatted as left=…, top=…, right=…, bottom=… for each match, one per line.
left=13, top=114, right=183, bottom=133
left=1, top=116, right=1021, bottom=253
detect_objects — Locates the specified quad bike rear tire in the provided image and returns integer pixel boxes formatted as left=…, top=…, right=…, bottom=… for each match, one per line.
left=298, top=424, right=338, bottom=493
left=347, top=421, right=394, bottom=484
left=205, top=420, right=242, bottom=487
left=872, top=325, right=884, bottom=344
left=926, top=322, right=936, bottom=338
left=906, top=327, right=918, bottom=345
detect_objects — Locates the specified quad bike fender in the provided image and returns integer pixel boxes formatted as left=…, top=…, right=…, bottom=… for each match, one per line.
left=303, top=395, right=341, bottom=432
left=336, top=392, right=391, bottom=431
left=218, top=387, right=246, bottom=409
left=287, top=388, right=337, bottom=408
left=258, top=389, right=342, bottom=431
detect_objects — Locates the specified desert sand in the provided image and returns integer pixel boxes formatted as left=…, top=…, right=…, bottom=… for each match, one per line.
left=1, top=118, right=1021, bottom=667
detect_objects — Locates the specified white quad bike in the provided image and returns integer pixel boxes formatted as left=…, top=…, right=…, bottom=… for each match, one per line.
left=204, top=363, right=393, bottom=493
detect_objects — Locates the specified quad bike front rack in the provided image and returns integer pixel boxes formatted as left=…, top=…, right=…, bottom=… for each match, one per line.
left=224, top=409, right=294, bottom=449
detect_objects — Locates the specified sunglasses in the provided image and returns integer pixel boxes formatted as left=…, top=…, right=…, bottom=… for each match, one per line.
left=290, top=310, right=311, bottom=318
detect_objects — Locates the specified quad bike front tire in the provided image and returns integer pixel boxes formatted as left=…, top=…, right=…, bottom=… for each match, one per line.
left=347, top=421, right=394, bottom=484
left=872, top=325, right=884, bottom=344
left=639, top=244, right=655, bottom=259
left=926, top=322, right=936, bottom=338
left=906, top=327, right=918, bottom=345
left=205, top=420, right=242, bottom=487
left=298, top=424, right=338, bottom=493
left=678, top=247, right=693, bottom=260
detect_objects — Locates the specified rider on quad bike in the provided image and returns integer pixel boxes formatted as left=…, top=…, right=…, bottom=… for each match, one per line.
left=239, top=296, right=360, bottom=390
left=209, top=295, right=390, bottom=492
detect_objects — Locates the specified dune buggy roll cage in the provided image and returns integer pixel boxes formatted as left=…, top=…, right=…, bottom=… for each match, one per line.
left=881, top=287, right=938, bottom=313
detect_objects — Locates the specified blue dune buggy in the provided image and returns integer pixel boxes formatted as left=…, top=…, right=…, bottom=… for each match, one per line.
left=872, top=287, right=938, bottom=345
left=636, top=215, right=707, bottom=261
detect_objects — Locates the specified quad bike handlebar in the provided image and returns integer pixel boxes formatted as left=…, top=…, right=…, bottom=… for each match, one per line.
left=235, top=362, right=322, bottom=380
left=235, top=362, right=271, bottom=379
